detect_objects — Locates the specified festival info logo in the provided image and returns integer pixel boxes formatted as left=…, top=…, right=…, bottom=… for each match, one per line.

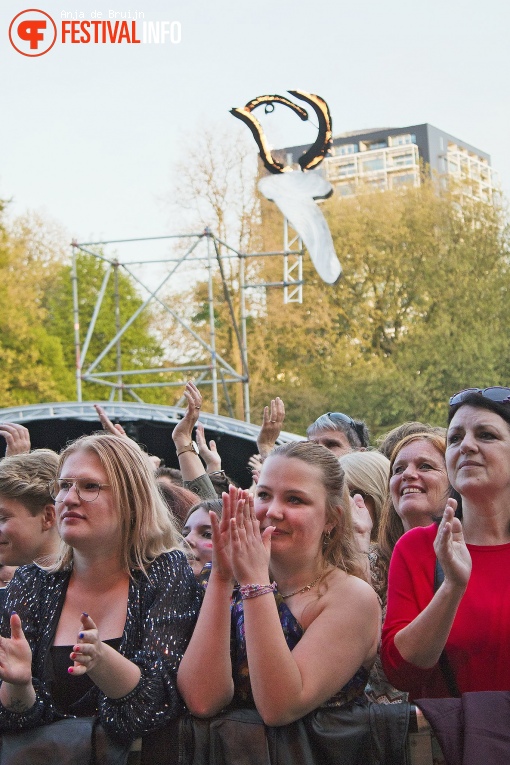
left=9, top=9, right=181, bottom=53
left=9, top=9, right=57, bottom=56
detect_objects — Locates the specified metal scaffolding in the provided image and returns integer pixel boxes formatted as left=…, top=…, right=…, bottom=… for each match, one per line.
left=71, top=225, right=303, bottom=423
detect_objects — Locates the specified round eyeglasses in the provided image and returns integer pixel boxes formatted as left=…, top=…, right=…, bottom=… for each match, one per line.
left=48, top=479, right=110, bottom=503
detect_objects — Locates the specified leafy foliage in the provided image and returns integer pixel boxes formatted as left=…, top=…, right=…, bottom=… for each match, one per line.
left=169, top=162, right=510, bottom=437
left=0, top=205, right=166, bottom=407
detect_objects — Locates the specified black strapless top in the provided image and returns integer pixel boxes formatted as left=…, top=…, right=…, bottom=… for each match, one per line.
left=50, top=637, right=122, bottom=715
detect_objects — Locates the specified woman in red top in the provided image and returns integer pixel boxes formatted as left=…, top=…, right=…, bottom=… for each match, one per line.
left=381, top=387, right=510, bottom=700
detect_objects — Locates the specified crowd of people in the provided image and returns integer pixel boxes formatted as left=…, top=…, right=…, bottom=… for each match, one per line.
left=0, top=382, right=509, bottom=761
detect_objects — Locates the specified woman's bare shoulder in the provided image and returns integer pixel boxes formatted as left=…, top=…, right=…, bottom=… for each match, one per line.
left=323, top=569, right=380, bottom=610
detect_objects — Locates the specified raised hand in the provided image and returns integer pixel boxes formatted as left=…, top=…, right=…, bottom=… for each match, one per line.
left=433, top=499, right=472, bottom=590
left=257, top=398, right=285, bottom=459
left=94, top=405, right=128, bottom=438
left=196, top=423, right=221, bottom=473
left=247, top=454, right=263, bottom=474
left=172, top=381, right=203, bottom=448
left=0, top=423, right=31, bottom=456
left=350, top=494, right=373, bottom=553
left=69, top=613, right=103, bottom=677
left=230, top=493, right=273, bottom=586
left=0, top=613, right=33, bottom=686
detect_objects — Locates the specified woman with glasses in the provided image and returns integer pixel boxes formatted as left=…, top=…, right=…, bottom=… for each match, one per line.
left=0, top=433, right=201, bottom=743
left=381, top=387, right=510, bottom=699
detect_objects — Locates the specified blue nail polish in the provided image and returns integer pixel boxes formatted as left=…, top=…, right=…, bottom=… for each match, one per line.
left=10, top=610, right=16, bottom=616
left=82, top=612, right=89, bottom=617
left=79, top=632, right=84, bottom=639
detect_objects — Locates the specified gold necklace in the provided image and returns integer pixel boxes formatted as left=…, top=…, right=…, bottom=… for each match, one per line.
left=279, top=573, right=322, bottom=599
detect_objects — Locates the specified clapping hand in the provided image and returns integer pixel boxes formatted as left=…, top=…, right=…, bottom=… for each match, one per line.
left=434, top=499, right=472, bottom=590
left=0, top=613, right=33, bottom=686
left=69, top=613, right=104, bottom=677
left=210, top=486, right=243, bottom=584
left=230, top=493, right=273, bottom=586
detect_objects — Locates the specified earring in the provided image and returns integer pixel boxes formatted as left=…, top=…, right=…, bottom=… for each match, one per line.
left=323, top=529, right=331, bottom=547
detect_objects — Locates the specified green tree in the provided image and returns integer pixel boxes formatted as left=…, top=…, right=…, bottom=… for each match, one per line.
left=169, top=128, right=510, bottom=437
left=0, top=208, right=74, bottom=406
left=45, top=251, right=166, bottom=403
left=250, top=178, right=510, bottom=435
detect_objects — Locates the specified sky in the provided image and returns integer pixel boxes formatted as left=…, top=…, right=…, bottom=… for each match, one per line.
left=2, top=0, right=510, bottom=260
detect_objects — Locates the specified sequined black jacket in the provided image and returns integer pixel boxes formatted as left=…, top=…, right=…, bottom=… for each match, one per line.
left=0, top=550, right=201, bottom=741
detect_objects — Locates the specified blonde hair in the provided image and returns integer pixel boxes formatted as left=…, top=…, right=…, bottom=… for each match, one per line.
left=52, top=434, right=181, bottom=574
left=340, top=450, right=390, bottom=541
left=0, top=450, right=58, bottom=516
left=266, top=441, right=364, bottom=579
left=376, top=432, right=447, bottom=589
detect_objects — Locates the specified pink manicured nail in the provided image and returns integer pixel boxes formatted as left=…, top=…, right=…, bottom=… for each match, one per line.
left=68, top=667, right=74, bottom=674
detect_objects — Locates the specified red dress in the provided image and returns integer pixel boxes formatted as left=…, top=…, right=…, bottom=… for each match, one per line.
left=381, top=523, right=510, bottom=700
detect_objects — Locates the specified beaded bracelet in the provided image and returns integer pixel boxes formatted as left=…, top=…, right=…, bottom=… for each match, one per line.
left=240, top=582, right=277, bottom=600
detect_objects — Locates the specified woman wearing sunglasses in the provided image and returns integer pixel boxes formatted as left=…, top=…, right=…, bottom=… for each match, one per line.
left=0, top=433, right=201, bottom=743
left=381, top=387, right=510, bottom=699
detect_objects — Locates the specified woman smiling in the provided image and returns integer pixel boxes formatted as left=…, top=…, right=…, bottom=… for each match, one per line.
left=376, top=431, right=449, bottom=604
left=178, top=441, right=380, bottom=725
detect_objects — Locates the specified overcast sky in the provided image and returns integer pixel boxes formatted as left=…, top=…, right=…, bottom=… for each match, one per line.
left=2, top=0, right=509, bottom=257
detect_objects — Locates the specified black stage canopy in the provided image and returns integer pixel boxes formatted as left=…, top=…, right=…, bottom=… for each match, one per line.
left=0, top=402, right=302, bottom=488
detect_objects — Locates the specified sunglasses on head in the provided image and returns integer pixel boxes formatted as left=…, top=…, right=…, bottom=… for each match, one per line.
left=326, top=412, right=366, bottom=446
left=449, top=387, right=510, bottom=408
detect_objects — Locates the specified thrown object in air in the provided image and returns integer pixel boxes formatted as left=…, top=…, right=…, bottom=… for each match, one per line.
left=231, top=90, right=341, bottom=284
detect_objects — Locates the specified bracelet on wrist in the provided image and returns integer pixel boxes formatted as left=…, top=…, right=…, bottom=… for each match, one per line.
left=239, top=582, right=276, bottom=600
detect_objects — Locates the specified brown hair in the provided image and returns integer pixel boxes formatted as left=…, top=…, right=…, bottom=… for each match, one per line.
left=52, top=434, right=181, bottom=574
left=376, top=432, right=447, bottom=592
left=377, top=422, right=446, bottom=460
left=157, top=481, right=199, bottom=531
left=184, top=499, right=223, bottom=526
left=155, top=466, right=183, bottom=486
left=265, top=441, right=364, bottom=579
left=0, top=450, right=58, bottom=516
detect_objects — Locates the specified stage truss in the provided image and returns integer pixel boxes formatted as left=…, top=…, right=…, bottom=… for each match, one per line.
left=71, top=224, right=303, bottom=423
